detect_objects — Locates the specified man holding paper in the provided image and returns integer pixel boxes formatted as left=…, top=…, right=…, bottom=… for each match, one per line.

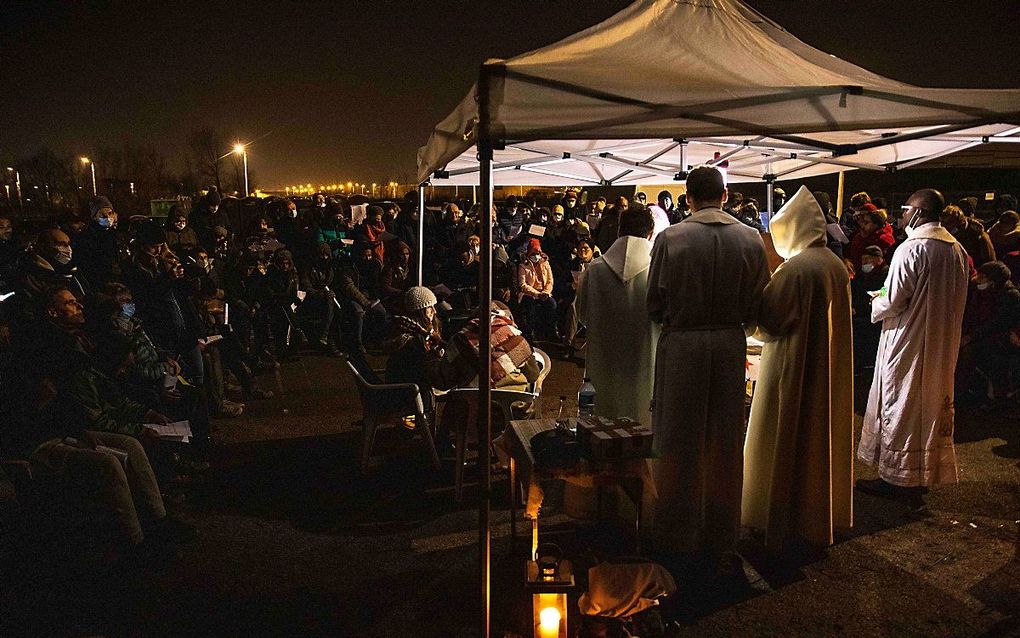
left=857, top=189, right=969, bottom=500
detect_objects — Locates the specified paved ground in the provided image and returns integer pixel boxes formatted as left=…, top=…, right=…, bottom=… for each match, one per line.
left=2, top=347, right=1018, bottom=637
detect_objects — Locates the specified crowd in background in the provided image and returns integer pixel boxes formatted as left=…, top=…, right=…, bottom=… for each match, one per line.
left=0, top=180, right=1018, bottom=562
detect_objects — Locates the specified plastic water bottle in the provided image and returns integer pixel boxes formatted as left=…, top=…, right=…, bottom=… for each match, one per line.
left=578, top=377, right=596, bottom=418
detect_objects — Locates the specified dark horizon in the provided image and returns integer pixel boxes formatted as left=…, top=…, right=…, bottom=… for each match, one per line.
left=3, top=0, right=1019, bottom=189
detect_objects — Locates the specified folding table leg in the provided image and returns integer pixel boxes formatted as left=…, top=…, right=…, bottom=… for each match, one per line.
left=509, top=456, right=517, bottom=542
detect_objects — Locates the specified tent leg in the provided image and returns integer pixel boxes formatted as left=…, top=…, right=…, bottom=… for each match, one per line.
left=418, top=183, right=426, bottom=285
left=836, top=171, right=846, bottom=219
left=477, top=143, right=494, bottom=638
left=764, top=176, right=775, bottom=230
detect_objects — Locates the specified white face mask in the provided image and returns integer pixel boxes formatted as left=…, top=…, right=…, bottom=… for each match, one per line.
left=860, top=264, right=875, bottom=274
left=54, top=246, right=73, bottom=264
left=290, top=209, right=298, bottom=218
left=471, top=246, right=480, bottom=255
left=976, top=282, right=991, bottom=291
left=529, top=254, right=541, bottom=263
left=208, top=205, right=219, bottom=214
left=553, top=214, right=564, bottom=222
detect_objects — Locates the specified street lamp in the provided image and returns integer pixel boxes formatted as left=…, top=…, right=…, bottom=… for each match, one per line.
left=80, top=157, right=97, bottom=195
left=6, top=167, right=22, bottom=207
left=232, top=143, right=249, bottom=196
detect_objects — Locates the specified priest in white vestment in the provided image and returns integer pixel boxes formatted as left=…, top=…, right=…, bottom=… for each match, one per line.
left=742, top=186, right=854, bottom=550
left=857, top=189, right=969, bottom=497
left=577, top=207, right=659, bottom=425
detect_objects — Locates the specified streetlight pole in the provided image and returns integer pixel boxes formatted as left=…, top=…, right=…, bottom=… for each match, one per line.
left=233, top=144, right=249, bottom=196
left=6, top=168, right=22, bottom=207
left=81, top=157, right=96, bottom=195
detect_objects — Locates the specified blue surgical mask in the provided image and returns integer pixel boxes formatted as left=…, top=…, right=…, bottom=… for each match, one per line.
left=97, top=217, right=113, bottom=228
left=121, top=302, right=136, bottom=317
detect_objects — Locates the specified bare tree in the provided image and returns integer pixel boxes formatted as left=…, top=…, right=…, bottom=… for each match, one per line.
left=187, top=128, right=226, bottom=192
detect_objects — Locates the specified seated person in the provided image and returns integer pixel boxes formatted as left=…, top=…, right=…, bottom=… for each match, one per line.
left=428, top=301, right=540, bottom=448
left=298, top=242, right=341, bottom=355
left=336, top=249, right=388, bottom=353
left=958, top=261, right=1020, bottom=403
left=380, top=239, right=414, bottom=312
left=262, top=248, right=304, bottom=359
left=384, top=286, right=444, bottom=417
left=165, top=206, right=199, bottom=253
left=517, top=238, right=557, bottom=342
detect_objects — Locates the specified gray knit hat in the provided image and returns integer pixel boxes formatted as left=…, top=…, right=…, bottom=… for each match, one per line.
left=89, top=195, right=113, bottom=217
left=403, top=286, right=437, bottom=312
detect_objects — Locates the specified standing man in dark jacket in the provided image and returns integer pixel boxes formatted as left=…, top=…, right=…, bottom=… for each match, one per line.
left=72, top=196, right=123, bottom=290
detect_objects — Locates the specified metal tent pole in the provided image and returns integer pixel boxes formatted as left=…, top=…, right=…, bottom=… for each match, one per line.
left=418, top=183, right=426, bottom=285
left=477, top=62, right=496, bottom=638
left=836, top=172, right=846, bottom=219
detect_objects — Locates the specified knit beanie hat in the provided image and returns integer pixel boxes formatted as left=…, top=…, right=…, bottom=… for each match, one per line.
left=204, top=189, right=222, bottom=206
left=89, top=196, right=113, bottom=217
left=135, top=220, right=166, bottom=246
left=862, top=245, right=884, bottom=259
left=527, top=238, right=542, bottom=255
left=404, top=286, right=437, bottom=312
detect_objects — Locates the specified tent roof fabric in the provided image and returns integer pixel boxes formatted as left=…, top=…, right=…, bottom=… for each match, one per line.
left=417, top=0, right=1020, bottom=185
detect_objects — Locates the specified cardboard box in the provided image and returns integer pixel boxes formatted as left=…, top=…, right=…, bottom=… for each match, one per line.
left=577, top=416, right=653, bottom=461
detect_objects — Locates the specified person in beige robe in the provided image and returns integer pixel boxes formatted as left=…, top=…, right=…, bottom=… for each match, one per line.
left=742, top=186, right=854, bottom=551
left=646, top=167, right=769, bottom=562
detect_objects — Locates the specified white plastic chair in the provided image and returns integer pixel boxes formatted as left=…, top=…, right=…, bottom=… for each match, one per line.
left=345, top=359, right=441, bottom=473
left=439, top=387, right=538, bottom=502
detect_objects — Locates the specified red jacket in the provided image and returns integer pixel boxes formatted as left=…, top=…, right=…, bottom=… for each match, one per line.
left=849, top=224, right=895, bottom=267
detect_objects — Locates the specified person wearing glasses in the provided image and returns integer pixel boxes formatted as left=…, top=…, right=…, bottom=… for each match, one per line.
left=857, top=189, right=969, bottom=505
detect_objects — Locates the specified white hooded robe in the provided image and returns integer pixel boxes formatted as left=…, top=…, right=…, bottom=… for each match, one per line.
left=858, top=221, right=969, bottom=487
left=577, top=235, right=658, bottom=425
left=742, top=186, right=854, bottom=550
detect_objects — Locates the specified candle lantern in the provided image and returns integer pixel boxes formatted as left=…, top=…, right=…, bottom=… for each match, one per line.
left=526, top=543, right=573, bottom=638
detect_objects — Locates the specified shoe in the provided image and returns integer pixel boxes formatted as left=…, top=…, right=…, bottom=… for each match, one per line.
left=245, top=385, right=275, bottom=400
left=855, top=477, right=896, bottom=498
left=216, top=400, right=245, bottom=418
left=146, top=516, right=198, bottom=545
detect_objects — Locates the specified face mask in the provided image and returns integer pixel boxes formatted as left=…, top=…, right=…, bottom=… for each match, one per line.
left=174, top=221, right=187, bottom=231
left=290, top=209, right=298, bottom=218
left=529, top=254, right=541, bottom=263
left=553, top=215, right=563, bottom=222
left=976, top=282, right=991, bottom=291
left=317, top=202, right=326, bottom=208
left=471, top=246, right=480, bottom=255
left=121, top=302, right=136, bottom=317
left=97, top=217, right=113, bottom=229
left=209, top=206, right=219, bottom=214
left=566, top=201, right=576, bottom=208
left=198, top=258, right=210, bottom=270
left=861, top=264, right=875, bottom=274
left=54, top=247, right=72, bottom=264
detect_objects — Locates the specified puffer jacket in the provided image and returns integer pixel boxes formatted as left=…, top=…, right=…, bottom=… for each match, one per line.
left=517, top=255, right=554, bottom=300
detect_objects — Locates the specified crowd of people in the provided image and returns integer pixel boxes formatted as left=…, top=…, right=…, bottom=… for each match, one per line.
left=0, top=170, right=1018, bottom=568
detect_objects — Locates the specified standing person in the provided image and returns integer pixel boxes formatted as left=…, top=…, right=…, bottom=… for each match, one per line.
left=941, top=204, right=996, bottom=267
left=646, top=166, right=769, bottom=570
left=857, top=189, right=970, bottom=500
left=72, top=195, right=122, bottom=288
left=577, top=206, right=659, bottom=425
left=741, top=186, right=854, bottom=552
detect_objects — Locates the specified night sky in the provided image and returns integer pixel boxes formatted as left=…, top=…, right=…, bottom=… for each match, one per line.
left=3, top=1, right=1019, bottom=189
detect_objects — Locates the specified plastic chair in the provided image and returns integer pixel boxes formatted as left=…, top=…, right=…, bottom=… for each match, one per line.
left=439, top=387, right=538, bottom=502
left=531, top=348, right=552, bottom=416
left=344, top=359, right=441, bottom=473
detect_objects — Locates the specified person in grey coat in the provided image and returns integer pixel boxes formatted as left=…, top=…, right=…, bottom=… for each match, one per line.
left=646, top=166, right=770, bottom=574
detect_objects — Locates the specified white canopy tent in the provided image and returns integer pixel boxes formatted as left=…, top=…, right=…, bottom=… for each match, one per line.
left=417, top=0, right=1020, bottom=190
left=414, top=1, right=1020, bottom=635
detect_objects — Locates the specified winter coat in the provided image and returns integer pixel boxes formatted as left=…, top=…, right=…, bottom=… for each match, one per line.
left=848, top=224, right=895, bottom=268
left=517, top=256, right=554, bottom=300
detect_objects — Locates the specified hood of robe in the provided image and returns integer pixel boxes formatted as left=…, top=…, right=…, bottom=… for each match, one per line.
left=769, top=185, right=827, bottom=260
left=602, top=235, right=653, bottom=283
